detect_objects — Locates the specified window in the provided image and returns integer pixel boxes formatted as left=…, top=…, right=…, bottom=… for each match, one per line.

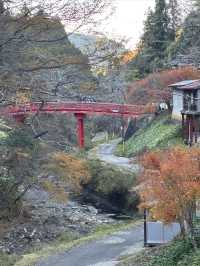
left=183, top=90, right=197, bottom=111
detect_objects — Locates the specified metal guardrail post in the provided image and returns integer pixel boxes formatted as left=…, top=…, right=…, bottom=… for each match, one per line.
left=144, top=209, right=147, bottom=247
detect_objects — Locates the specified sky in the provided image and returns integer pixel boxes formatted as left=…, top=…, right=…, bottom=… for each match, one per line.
left=98, top=0, right=191, bottom=49
left=101, top=0, right=155, bottom=49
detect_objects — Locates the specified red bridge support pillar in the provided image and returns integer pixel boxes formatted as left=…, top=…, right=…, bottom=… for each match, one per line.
left=75, top=113, right=85, bottom=149
left=14, top=114, right=26, bottom=124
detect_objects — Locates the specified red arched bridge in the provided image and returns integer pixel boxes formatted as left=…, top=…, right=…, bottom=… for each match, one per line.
left=0, top=101, right=155, bottom=148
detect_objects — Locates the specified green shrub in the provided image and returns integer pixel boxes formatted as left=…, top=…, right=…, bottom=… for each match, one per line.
left=85, top=160, right=138, bottom=213
left=4, top=126, right=38, bottom=151
left=119, top=239, right=197, bottom=266
left=177, top=249, right=200, bottom=266
left=0, top=252, right=20, bottom=266
left=149, top=239, right=193, bottom=266
left=56, top=230, right=81, bottom=243
left=0, top=125, right=39, bottom=218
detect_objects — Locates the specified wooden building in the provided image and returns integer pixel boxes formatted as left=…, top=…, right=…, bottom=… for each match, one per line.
left=169, top=80, right=200, bottom=145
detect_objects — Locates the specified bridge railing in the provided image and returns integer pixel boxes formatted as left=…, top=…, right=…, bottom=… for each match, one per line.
left=0, top=101, right=156, bottom=117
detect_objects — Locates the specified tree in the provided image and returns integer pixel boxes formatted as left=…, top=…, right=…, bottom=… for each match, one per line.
left=0, top=124, right=92, bottom=217
left=0, top=0, right=112, bottom=104
left=129, top=0, right=174, bottom=77
left=0, top=0, right=5, bottom=14
left=0, top=125, right=39, bottom=218
left=168, top=0, right=181, bottom=38
left=127, top=67, right=200, bottom=105
left=167, top=3, right=200, bottom=67
left=144, top=0, right=172, bottom=64
left=193, top=0, right=200, bottom=10
left=138, top=147, right=200, bottom=237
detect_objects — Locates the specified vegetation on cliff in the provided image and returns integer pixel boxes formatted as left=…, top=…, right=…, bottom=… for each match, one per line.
left=116, top=115, right=182, bottom=157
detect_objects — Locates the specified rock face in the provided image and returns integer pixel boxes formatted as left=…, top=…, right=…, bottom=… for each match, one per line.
left=0, top=13, right=99, bottom=150
left=0, top=187, right=117, bottom=254
left=0, top=13, right=98, bottom=100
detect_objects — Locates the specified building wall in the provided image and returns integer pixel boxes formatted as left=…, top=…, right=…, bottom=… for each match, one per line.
left=172, top=90, right=183, bottom=120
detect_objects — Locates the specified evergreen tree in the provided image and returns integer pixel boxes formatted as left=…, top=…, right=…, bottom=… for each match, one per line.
left=129, top=0, right=174, bottom=77
left=0, top=0, right=5, bottom=14
left=193, top=0, right=200, bottom=9
left=168, top=0, right=180, bottom=38
left=145, top=0, right=171, bottom=59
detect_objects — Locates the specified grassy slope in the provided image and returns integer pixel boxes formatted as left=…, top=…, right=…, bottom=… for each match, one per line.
left=0, top=120, right=9, bottom=140
left=116, top=114, right=183, bottom=157
left=118, top=239, right=197, bottom=266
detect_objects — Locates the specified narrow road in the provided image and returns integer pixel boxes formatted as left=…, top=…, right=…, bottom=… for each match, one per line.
left=36, top=139, right=143, bottom=266
left=88, top=138, right=139, bottom=172
left=37, top=224, right=143, bottom=266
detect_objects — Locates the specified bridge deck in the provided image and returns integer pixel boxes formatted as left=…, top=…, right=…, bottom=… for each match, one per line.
left=0, top=101, right=154, bottom=117
left=0, top=101, right=155, bottom=148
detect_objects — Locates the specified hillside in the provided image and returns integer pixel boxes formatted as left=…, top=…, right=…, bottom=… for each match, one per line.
left=168, top=10, right=200, bottom=68
left=68, top=33, right=97, bottom=54
left=0, top=15, right=97, bottom=102
left=0, top=13, right=105, bottom=150
left=2, top=1, right=200, bottom=265
left=126, top=67, right=200, bottom=106
left=69, top=33, right=130, bottom=103
left=116, top=115, right=183, bottom=157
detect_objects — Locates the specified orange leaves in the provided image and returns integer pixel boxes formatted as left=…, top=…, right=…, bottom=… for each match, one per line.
left=121, top=50, right=139, bottom=64
left=47, top=152, right=91, bottom=192
left=141, top=150, right=161, bottom=170
left=41, top=152, right=91, bottom=203
left=127, top=67, right=200, bottom=105
left=143, top=103, right=157, bottom=114
left=138, top=147, right=200, bottom=223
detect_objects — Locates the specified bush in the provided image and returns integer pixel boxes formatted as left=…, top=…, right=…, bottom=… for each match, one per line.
left=149, top=239, right=193, bottom=266
left=85, top=160, right=139, bottom=213
left=45, top=152, right=91, bottom=194
left=177, top=249, right=200, bottom=266
left=0, top=176, right=23, bottom=218
left=4, top=126, right=38, bottom=151
left=0, top=252, right=20, bottom=266
left=119, top=239, right=194, bottom=266
left=0, top=125, right=39, bottom=218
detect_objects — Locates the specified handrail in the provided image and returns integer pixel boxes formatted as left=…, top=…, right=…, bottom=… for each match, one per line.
left=0, top=101, right=155, bottom=117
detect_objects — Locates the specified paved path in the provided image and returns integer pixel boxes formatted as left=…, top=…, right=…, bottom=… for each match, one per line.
left=36, top=140, right=143, bottom=266
left=37, top=224, right=144, bottom=266
left=88, top=139, right=139, bottom=172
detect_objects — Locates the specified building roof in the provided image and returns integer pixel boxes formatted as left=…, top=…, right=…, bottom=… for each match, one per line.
left=169, top=80, right=200, bottom=90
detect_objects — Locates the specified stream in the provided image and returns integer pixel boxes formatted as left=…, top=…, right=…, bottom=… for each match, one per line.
left=36, top=139, right=144, bottom=266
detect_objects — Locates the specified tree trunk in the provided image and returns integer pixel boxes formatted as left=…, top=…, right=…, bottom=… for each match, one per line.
left=178, top=218, right=186, bottom=238
left=185, top=203, right=198, bottom=250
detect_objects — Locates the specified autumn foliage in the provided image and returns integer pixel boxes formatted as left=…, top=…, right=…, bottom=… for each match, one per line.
left=127, top=67, right=200, bottom=105
left=120, top=49, right=139, bottom=64
left=46, top=152, right=91, bottom=193
left=138, top=147, right=200, bottom=235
